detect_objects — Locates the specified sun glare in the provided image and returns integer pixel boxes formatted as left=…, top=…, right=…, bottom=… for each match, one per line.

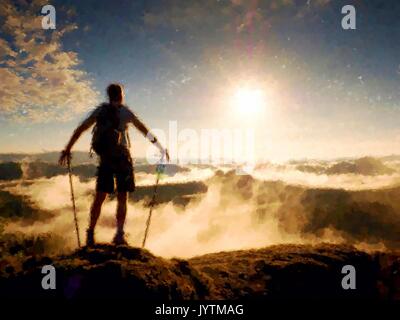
left=233, top=87, right=265, bottom=115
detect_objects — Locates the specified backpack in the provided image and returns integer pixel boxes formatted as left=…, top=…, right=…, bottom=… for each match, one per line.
left=91, top=103, right=123, bottom=157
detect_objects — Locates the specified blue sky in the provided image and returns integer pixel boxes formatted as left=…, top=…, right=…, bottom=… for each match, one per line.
left=0, top=0, right=399, bottom=160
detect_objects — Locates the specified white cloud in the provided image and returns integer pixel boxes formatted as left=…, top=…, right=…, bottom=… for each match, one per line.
left=0, top=0, right=99, bottom=122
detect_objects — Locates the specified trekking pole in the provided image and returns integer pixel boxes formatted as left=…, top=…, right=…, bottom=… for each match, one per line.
left=142, top=158, right=165, bottom=248
left=67, top=157, right=81, bottom=248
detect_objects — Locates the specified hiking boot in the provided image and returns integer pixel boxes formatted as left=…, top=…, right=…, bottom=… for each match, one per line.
left=86, top=228, right=95, bottom=247
left=113, top=230, right=128, bottom=246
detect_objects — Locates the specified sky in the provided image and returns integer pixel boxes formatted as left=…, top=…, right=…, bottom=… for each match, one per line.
left=0, top=0, right=400, bottom=161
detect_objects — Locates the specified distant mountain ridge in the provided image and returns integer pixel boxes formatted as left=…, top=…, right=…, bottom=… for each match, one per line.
left=0, top=161, right=189, bottom=181
left=0, top=151, right=95, bottom=165
left=2, top=152, right=400, bottom=165
left=294, top=156, right=397, bottom=176
left=0, top=151, right=150, bottom=165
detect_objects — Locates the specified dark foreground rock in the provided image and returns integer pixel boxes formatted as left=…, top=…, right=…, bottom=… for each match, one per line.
left=0, top=243, right=399, bottom=300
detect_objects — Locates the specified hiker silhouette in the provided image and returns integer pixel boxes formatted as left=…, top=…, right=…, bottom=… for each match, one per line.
left=59, top=83, right=169, bottom=246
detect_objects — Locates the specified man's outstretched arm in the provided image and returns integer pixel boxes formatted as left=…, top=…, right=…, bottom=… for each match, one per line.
left=59, top=111, right=97, bottom=166
left=129, top=111, right=170, bottom=161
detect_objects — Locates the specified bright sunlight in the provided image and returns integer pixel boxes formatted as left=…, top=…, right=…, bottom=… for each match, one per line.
left=232, top=87, right=266, bottom=116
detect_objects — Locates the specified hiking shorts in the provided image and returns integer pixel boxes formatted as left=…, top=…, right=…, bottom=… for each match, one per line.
left=96, top=152, right=135, bottom=194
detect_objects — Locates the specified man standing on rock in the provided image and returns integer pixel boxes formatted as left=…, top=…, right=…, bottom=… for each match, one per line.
left=59, top=83, right=169, bottom=246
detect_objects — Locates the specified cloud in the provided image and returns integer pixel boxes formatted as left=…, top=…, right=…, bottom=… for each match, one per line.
left=143, top=0, right=331, bottom=33
left=0, top=0, right=99, bottom=122
left=3, top=169, right=299, bottom=258
left=253, top=166, right=400, bottom=191
left=253, top=158, right=400, bottom=190
left=4, top=159, right=400, bottom=258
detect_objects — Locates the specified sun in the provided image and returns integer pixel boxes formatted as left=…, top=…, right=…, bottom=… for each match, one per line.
left=232, top=87, right=266, bottom=116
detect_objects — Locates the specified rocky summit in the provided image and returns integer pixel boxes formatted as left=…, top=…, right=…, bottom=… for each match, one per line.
left=1, top=243, right=399, bottom=300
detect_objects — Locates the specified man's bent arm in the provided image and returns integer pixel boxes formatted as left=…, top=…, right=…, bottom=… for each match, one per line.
left=129, top=112, right=166, bottom=153
left=64, top=112, right=97, bottom=152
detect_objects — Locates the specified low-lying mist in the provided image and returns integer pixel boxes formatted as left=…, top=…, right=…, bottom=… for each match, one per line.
left=1, top=157, right=400, bottom=258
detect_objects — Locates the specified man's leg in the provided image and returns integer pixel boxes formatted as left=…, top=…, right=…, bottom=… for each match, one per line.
left=116, top=191, right=127, bottom=234
left=113, top=152, right=134, bottom=245
left=87, top=191, right=107, bottom=246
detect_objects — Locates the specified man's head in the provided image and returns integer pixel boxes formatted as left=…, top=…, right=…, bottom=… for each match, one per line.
left=107, top=83, right=124, bottom=104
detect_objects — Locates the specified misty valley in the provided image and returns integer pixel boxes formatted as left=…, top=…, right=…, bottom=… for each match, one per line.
left=1, top=153, right=400, bottom=257
left=1, top=152, right=400, bottom=300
